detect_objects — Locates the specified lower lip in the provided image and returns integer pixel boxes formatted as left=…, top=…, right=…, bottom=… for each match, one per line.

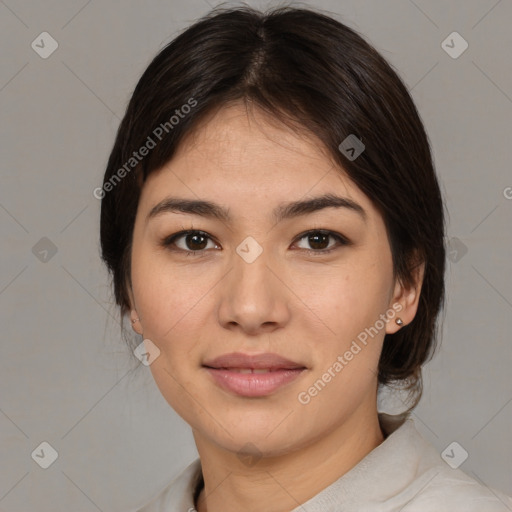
left=204, top=368, right=305, bottom=397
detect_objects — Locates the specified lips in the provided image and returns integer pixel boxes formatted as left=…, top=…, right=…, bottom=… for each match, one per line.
left=203, top=352, right=306, bottom=397
left=204, top=352, right=305, bottom=370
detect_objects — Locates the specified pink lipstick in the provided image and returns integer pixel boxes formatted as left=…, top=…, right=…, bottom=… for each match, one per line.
left=203, top=352, right=306, bottom=397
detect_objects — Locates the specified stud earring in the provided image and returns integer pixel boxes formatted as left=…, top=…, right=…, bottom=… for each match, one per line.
left=395, top=318, right=404, bottom=326
left=131, top=317, right=140, bottom=324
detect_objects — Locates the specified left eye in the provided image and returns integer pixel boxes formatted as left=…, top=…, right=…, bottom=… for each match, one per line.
left=161, top=229, right=349, bottom=255
left=293, top=230, right=349, bottom=254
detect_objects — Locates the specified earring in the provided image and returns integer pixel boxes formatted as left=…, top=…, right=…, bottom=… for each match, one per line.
left=131, top=317, right=139, bottom=324
left=395, top=318, right=404, bottom=326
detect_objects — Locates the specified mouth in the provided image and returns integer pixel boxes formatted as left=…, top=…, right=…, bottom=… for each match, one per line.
left=213, top=368, right=291, bottom=373
left=202, top=352, right=307, bottom=397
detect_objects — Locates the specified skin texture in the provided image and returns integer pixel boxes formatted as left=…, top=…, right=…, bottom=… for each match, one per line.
left=128, top=102, right=423, bottom=512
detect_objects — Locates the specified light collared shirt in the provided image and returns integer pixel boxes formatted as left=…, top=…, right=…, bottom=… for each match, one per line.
left=133, top=413, right=512, bottom=511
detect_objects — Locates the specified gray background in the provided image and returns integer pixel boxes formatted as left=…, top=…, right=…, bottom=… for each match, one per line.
left=1, top=0, right=511, bottom=510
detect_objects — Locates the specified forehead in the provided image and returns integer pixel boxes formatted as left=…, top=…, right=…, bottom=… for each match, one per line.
left=138, top=102, right=376, bottom=220
left=174, top=102, right=335, bottom=174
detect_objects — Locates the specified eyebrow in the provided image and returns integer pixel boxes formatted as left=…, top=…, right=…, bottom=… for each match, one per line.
left=146, top=192, right=367, bottom=225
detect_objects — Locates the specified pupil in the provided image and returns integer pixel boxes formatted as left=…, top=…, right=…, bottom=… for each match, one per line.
left=188, top=234, right=207, bottom=250
left=310, top=233, right=328, bottom=250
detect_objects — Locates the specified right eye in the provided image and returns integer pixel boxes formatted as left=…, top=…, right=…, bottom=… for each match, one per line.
left=161, top=230, right=220, bottom=256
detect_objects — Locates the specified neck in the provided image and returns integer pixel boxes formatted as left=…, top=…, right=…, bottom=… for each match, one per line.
left=194, top=408, right=384, bottom=512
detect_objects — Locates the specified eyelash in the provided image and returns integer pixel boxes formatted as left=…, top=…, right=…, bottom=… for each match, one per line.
left=160, top=229, right=351, bottom=257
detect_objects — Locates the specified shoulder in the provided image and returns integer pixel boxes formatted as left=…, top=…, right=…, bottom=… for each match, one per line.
left=382, top=416, right=512, bottom=511
left=300, top=414, right=512, bottom=512
left=400, top=465, right=512, bottom=511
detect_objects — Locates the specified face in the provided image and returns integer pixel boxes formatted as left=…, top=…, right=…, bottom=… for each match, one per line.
left=128, top=102, right=420, bottom=459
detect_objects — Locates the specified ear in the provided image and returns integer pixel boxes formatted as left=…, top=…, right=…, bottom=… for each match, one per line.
left=127, top=287, right=143, bottom=336
left=386, top=258, right=425, bottom=335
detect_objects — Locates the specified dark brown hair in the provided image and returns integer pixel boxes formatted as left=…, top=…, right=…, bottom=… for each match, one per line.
left=100, top=5, right=446, bottom=408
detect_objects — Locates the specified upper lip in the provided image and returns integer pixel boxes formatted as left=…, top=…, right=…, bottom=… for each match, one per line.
left=203, top=352, right=306, bottom=370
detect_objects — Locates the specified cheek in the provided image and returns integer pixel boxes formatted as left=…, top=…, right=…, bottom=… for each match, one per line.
left=299, top=258, right=392, bottom=338
left=292, top=264, right=390, bottom=417
left=130, top=249, right=216, bottom=351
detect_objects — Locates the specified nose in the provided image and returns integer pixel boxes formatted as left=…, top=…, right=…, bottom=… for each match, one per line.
left=217, top=243, right=291, bottom=336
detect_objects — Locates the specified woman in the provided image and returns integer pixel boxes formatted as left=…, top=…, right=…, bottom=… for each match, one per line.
left=99, top=6, right=512, bottom=511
